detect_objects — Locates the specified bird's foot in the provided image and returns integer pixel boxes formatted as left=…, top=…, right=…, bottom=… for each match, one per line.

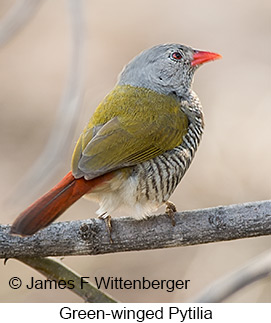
left=98, top=213, right=113, bottom=243
left=165, top=201, right=177, bottom=226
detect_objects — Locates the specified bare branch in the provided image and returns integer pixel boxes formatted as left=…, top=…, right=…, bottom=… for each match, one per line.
left=17, top=257, right=117, bottom=303
left=193, top=249, right=271, bottom=302
left=1, top=200, right=271, bottom=258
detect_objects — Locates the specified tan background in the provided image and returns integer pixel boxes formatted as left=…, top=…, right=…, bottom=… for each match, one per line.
left=0, top=0, right=270, bottom=302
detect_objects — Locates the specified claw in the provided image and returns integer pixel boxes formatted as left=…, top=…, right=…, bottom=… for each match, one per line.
left=165, top=201, right=177, bottom=226
left=99, top=213, right=113, bottom=243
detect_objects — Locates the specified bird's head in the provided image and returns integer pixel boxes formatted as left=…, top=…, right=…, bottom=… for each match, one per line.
left=118, top=43, right=221, bottom=97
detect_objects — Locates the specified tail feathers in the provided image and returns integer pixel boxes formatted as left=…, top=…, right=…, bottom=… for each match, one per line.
left=10, top=171, right=113, bottom=236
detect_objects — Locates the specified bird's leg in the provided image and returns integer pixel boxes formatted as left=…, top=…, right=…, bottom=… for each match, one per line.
left=98, top=213, right=113, bottom=243
left=165, top=201, right=177, bottom=226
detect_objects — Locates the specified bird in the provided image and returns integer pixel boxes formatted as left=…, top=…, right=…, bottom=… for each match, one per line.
left=10, top=43, right=221, bottom=237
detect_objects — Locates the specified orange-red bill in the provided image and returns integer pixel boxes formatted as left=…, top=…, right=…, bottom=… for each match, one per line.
left=192, top=50, right=222, bottom=66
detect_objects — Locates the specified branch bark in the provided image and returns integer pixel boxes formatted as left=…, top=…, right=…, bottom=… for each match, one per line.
left=1, top=200, right=271, bottom=258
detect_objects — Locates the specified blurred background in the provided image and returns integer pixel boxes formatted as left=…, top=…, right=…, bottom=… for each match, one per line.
left=0, top=0, right=270, bottom=302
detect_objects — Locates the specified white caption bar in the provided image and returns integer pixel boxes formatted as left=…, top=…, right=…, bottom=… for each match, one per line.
left=2, top=303, right=270, bottom=322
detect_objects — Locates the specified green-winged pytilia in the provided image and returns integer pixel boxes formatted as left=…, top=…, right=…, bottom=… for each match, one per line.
left=11, top=44, right=221, bottom=237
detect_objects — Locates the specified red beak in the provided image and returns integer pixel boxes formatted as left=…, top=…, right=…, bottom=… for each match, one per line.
left=191, top=50, right=222, bottom=66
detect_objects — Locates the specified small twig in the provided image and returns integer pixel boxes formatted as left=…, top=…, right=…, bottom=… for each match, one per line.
left=1, top=200, right=271, bottom=258
left=193, top=250, right=271, bottom=302
left=16, top=257, right=117, bottom=302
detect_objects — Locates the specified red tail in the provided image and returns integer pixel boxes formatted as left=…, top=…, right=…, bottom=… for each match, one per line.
left=10, top=171, right=113, bottom=236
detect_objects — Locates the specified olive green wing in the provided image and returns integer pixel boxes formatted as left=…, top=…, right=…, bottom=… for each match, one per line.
left=72, top=111, right=188, bottom=179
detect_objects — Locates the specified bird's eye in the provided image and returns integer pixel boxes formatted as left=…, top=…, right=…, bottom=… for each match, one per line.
left=171, top=52, right=182, bottom=60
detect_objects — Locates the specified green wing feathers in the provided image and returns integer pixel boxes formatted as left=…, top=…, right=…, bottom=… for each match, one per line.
left=72, top=85, right=188, bottom=179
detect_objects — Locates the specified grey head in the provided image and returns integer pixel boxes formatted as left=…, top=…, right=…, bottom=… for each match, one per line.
left=118, top=43, right=221, bottom=98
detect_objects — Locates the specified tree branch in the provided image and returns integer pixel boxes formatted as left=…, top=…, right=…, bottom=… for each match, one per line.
left=1, top=200, right=271, bottom=258
left=17, top=257, right=117, bottom=303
